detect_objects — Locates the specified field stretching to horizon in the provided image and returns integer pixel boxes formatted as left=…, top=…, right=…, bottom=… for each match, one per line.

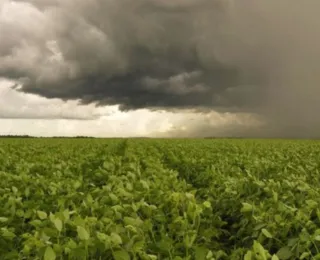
left=1, top=138, right=320, bottom=260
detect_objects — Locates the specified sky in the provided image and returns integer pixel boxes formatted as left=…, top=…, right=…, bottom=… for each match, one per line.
left=0, top=78, right=259, bottom=137
left=0, top=0, right=320, bottom=137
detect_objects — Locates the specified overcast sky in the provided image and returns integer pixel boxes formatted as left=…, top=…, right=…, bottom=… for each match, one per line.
left=0, top=77, right=259, bottom=137
left=1, top=0, right=320, bottom=137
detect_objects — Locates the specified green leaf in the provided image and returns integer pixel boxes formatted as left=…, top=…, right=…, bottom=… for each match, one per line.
left=49, top=213, right=55, bottom=223
left=29, top=220, right=42, bottom=227
left=16, top=209, right=24, bottom=217
left=253, top=241, right=267, bottom=260
left=274, top=215, right=282, bottom=223
left=206, top=251, right=213, bottom=259
left=97, top=232, right=108, bottom=242
left=262, top=228, right=273, bottom=238
left=132, top=240, right=144, bottom=251
left=306, top=200, right=318, bottom=208
left=63, top=209, right=70, bottom=222
left=44, top=246, right=56, bottom=260
left=156, top=240, right=171, bottom=253
left=194, top=246, right=208, bottom=260
left=287, top=238, right=299, bottom=247
left=125, top=225, right=137, bottom=233
left=66, top=239, right=77, bottom=249
left=73, top=180, right=82, bottom=190
left=1, top=228, right=15, bottom=240
left=241, top=203, right=253, bottom=213
left=112, top=249, right=130, bottom=260
left=272, top=191, right=278, bottom=202
left=300, top=252, right=310, bottom=259
left=110, top=232, right=122, bottom=245
left=216, top=250, right=227, bottom=259
left=254, top=223, right=267, bottom=231
left=109, top=193, right=119, bottom=203
left=0, top=217, right=9, bottom=223
left=140, top=180, right=149, bottom=190
left=124, top=217, right=142, bottom=227
left=73, top=216, right=85, bottom=227
left=184, top=232, right=197, bottom=248
left=277, top=247, right=292, bottom=260
left=54, top=219, right=62, bottom=232
left=3, top=250, right=19, bottom=259
left=25, top=187, right=30, bottom=197
left=37, top=211, right=47, bottom=220
left=203, top=201, right=211, bottom=208
left=244, top=251, right=252, bottom=260
left=77, top=226, right=90, bottom=240
left=272, top=255, right=279, bottom=260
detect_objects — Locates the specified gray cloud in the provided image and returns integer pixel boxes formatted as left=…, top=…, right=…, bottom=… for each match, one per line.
left=1, top=0, right=320, bottom=137
left=151, top=111, right=265, bottom=138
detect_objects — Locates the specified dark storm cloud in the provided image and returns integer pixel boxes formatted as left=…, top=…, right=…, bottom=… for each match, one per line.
left=0, top=0, right=263, bottom=109
left=1, top=0, right=320, bottom=137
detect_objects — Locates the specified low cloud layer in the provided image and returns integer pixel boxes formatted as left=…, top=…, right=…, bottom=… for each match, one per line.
left=0, top=79, right=103, bottom=120
left=1, top=78, right=260, bottom=137
left=1, top=0, right=320, bottom=137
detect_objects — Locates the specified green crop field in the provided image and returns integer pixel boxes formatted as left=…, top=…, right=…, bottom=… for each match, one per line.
left=1, top=138, right=320, bottom=260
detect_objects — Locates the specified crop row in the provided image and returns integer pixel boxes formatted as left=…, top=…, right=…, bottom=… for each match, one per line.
left=0, top=138, right=320, bottom=259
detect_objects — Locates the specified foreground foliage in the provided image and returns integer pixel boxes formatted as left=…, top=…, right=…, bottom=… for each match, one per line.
left=1, top=138, right=320, bottom=259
